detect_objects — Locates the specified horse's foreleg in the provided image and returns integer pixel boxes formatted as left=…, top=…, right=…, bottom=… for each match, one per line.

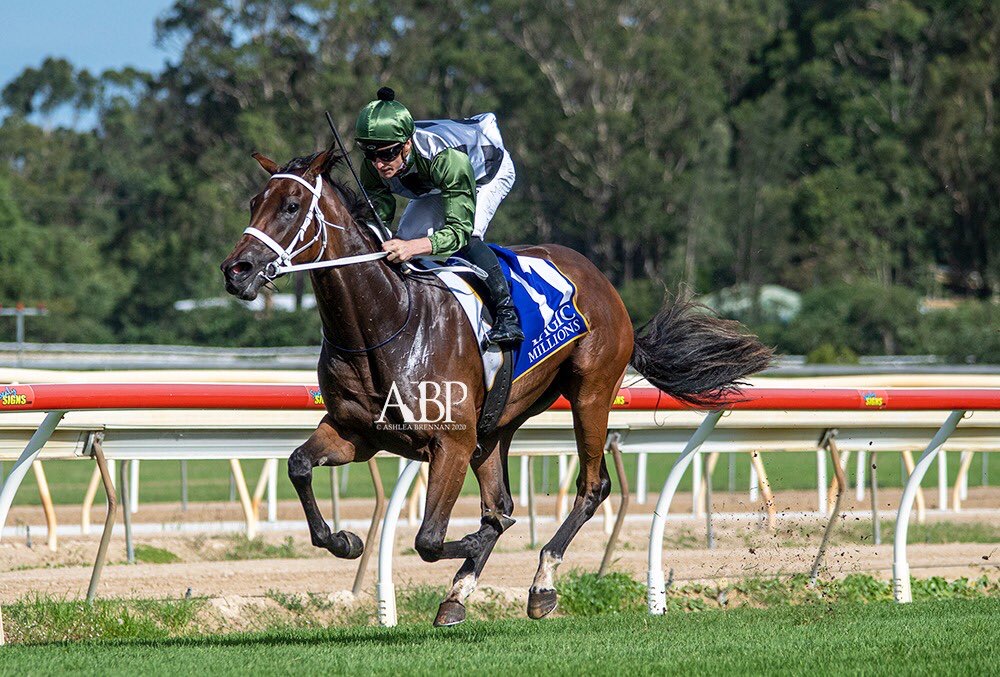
left=434, top=437, right=515, bottom=627
left=528, top=399, right=612, bottom=619
left=288, top=415, right=371, bottom=559
left=412, top=439, right=479, bottom=564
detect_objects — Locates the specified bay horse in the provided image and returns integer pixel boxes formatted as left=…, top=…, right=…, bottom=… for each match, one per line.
left=221, top=150, right=771, bottom=625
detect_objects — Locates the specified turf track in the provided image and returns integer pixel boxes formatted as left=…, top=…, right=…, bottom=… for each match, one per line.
left=2, top=599, right=997, bottom=675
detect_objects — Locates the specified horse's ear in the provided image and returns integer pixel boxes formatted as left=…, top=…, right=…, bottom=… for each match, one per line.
left=307, top=148, right=339, bottom=178
left=251, top=152, right=279, bottom=175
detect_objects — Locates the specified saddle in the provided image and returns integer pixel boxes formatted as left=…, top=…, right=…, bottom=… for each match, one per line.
left=412, top=244, right=589, bottom=439
left=409, top=258, right=512, bottom=439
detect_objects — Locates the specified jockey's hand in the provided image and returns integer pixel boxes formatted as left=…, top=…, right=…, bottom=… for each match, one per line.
left=382, top=237, right=432, bottom=263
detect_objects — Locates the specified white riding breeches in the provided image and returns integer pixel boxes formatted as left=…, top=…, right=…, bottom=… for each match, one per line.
left=395, top=150, right=515, bottom=242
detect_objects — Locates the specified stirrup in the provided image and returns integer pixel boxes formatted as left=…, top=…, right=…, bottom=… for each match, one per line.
left=487, top=319, right=524, bottom=346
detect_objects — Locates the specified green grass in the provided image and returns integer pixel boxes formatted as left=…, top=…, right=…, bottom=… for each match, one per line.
left=132, top=544, right=181, bottom=564
left=1, top=599, right=997, bottom=675
left=557, top=570, right=1000, bottom=614
left=833, top=518, right=1000, bottom=545
left=394, top=584, right=518, bottom=624
left=558, top=571, right=646, bottom=615
left=222, top=535, right=301, bottom=560
left=5, top=574, right=995, bottom=647
left=2, top=596, right=203, bottom=645
left=6, top=450, right=998, bottom=508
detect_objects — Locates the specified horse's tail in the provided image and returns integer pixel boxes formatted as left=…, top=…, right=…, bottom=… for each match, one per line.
left=629, top=294, right=774, bottom=407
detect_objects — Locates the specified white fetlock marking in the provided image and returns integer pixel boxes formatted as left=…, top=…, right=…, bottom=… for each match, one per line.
left=531, top=552, right=562, bottom=591
left=447, top=573, right=479, bottom=604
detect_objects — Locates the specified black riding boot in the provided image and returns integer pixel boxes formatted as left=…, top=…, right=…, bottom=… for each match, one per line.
left=457, top=237, right=525, bottom=346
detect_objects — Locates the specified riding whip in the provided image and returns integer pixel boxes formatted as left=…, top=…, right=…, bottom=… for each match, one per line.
left=324, top=110, right=390, bottom=239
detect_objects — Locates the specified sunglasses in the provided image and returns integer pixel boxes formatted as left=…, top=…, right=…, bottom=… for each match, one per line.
left=361, top=143, right=404, bottom=163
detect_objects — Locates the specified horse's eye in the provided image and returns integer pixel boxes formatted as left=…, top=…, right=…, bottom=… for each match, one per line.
left=287, top=202, right=299, bottom=214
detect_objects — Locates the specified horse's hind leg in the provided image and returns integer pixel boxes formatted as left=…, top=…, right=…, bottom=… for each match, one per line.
left=434, top=434, right=516, bottom=627
left=288, top=415, right=373, bottom=559
left=528, top=389, right=613, bottom=619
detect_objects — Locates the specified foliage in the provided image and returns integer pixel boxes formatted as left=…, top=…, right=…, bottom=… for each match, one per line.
left=918, top=300, right=1000, bottom=364
left=223, top=535, right=301, bottom=560
left=747, top=283, right=1000, bottom=362
left=555, top=571, right=1000, bottom=617
left=782, top=282, right=922, bottom=356
left=557, top=570, right=647, bottom=615
left=0, top=1, right=998, bottom=352
left=805, top=343, right=860, bottom=365
left=132, top=544, right=181, bottom=564
left=4, top=595, right=203, bottom=644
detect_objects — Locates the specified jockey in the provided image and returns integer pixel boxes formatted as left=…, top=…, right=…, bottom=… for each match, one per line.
left=355, top=87, right=524, bottom=347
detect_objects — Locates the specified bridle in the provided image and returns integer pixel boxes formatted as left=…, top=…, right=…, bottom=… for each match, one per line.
left=243, top=172, right=388, bottom=281
left=241, top=170, right=486, bottom=353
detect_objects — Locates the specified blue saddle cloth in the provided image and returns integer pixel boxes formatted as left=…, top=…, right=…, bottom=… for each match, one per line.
left=488, top=244, right=590, bottom=381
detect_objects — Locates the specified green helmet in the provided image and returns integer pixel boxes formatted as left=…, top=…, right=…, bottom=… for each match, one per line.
left=355, top=87, right=414, bottom=146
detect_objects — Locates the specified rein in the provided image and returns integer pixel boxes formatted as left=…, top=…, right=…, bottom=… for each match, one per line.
left=242, top=170, right=487, bottom=353
left=244, top=172, right=486, bottom=280
left=244, top=173, right=387, bottom=280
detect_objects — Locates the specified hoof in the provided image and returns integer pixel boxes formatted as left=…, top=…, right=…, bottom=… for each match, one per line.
left=330, top=530, right=364, bottom=559
left=433, top=600, right=466, bottom=627
left=527, top=588, right=558, bottom=619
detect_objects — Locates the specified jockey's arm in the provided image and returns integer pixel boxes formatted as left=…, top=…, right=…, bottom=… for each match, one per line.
left=427, top=148, right=476, bottom=256
left=359, top=158, right=397, bottom=226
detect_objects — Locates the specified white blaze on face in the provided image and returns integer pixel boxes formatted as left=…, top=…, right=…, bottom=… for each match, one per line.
left=531, top=551, right=562, bottom=591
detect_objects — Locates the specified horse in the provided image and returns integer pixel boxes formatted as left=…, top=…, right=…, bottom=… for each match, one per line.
left=221, top=149, right=772, bottom=626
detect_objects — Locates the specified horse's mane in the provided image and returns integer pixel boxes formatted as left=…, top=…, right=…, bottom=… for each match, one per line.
left=278, top=151, right=373, bottom=228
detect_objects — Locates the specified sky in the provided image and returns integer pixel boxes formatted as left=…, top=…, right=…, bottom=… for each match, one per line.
left=1, top=1, right=178, bottom=89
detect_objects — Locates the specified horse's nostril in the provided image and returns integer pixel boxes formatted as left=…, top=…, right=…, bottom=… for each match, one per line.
left=228, top=260, right=253, bottom=278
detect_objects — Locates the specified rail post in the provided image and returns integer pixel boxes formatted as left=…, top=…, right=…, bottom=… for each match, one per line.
left=635, top=452, right=648, bottom=504
left=952, top=451, right=973, bottom=511
left=82, top=465, right=101, bottom=534
left=331, top=466, right=341, bottom=531
left=855, top=451, right=866, bottom=501
left=937, top=451, right=948, bottom=511
left=810, top=430, right=845, bottom=586
left=119, top=460, right=134, bottom=563
left=816, top=448, right=827, bottom=513
left=0, top=411, right=66, bottom=543
left=647, top=411, right=722, bottom=614
left=703, top=452, right=720, bottom=549
left=870, top=451, right=881, bottom=545
left=377, top=459, right=421, bottom=627
left=893, top=410, right=966, bottom=603
left=599, top=434, right=629, bottom=576
left=526, top=455, right=537, bottom=547
left=353, top=458, right=386, bottom=595
left=86, top=437, right=117, bottom=603
left=519, top=456, right=529, bottom=507
left=31, top=461, right=57, bottom=551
